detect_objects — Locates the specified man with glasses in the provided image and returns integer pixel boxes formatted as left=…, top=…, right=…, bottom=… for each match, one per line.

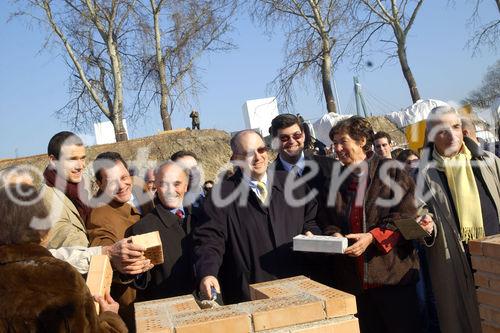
left=270, top=114, right=337, bottom=283
left=193, top=130, right=320, bottom=304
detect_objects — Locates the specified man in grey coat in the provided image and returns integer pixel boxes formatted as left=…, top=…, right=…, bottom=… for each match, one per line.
left=417, top=106, right=500, bottom=333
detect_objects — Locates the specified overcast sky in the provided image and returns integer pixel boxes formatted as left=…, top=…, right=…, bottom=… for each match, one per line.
left=0, top=1, right=498, bottom=158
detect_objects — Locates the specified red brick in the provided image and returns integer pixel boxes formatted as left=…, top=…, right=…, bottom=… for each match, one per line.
left=475, top=272, right=500, bottom=291
left=469, top=239, right=484, bottom=256
left=482, top=320, right=500, bottom=333
left=477, top=288, right=500, bottom=308
left=484, top=239, right=500, bottom=260
left=472, top=257, right=500, bottom=275
left=480, top=305, right=500, bottom=323
left=238, top=294, right=326, bottom=331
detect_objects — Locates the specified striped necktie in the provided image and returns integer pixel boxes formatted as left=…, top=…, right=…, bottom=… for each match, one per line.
left=256, top=181, right=267, bottom=203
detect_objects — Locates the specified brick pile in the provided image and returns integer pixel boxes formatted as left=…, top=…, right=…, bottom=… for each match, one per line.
left=470, top=235, right=500, bottom=333
left=135, top=276, right=358, bottom=333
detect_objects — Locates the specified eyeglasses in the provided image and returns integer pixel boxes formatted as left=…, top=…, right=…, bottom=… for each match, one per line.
left=235, top=146, right=269, bottom=157
left=278, top=131, right=303, bottom=142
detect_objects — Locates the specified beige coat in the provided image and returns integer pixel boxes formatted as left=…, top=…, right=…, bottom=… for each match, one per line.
left=42, top=184, right=89, bottom=249
left=418, top=141, right=500, bottom=333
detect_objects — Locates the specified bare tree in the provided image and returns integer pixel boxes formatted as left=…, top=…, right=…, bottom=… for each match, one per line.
left=463, top=59, right=500, bottom=108
left=348, top=0, right=424, bottom=103
left=14, top=0, right=136, bottom=141
left=466, top=0, right=500, bottom=54
left=252, top=0, right=356, bottom=113
left=134, top=0, right=236, bottom=130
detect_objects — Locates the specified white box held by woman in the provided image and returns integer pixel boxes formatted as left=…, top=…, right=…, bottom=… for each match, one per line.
left=293, top=235, right=347, bottom=254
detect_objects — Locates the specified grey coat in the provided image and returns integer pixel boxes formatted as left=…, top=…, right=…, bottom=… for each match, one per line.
left=417, top=140, right=500, bottom=333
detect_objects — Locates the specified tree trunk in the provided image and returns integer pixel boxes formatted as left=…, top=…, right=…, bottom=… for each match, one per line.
left=107, top=33, right=128, bottom=141
left=395, top=33, right=421, bottom=103
left=321, top=39, right=337, bottom=113
left=152, top=4, right=172, bottom=131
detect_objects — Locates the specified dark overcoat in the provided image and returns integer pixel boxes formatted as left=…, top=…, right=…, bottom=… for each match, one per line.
left=193, top=169, right=319, bottom=304
left=125, top=203, right=198, bottom=302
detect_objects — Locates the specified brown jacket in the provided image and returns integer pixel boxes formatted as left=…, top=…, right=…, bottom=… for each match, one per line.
left=0, top=244, right=127, bottom=333
left=319, top=155, right=419, bottom=294
left=87, top=200, right=142, bottom=331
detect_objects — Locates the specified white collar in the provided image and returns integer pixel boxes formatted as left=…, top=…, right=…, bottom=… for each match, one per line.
left=243, top=172, right=268, bottom=187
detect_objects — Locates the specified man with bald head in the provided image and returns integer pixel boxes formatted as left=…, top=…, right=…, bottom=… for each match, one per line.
left=193, top=130, right=320, bottom=304
left=126, top=161, right=198, bottom=301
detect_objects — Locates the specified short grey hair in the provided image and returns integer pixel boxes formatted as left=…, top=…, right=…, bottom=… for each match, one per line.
left=154, top=160, right=189, bottom=182
left=426, top=106, right=461, bottom=130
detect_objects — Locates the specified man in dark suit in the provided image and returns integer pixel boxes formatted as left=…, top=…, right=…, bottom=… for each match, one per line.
left=126, top=161, right=197, bottom=301
left=269, top=113, right=336, bottom=284
left=193, top=130, right=320, bottom=304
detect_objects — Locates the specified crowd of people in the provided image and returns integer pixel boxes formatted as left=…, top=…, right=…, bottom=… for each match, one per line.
left=0, top=106, right=499, bottom=333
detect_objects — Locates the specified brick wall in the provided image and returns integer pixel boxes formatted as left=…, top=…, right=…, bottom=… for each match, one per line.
left=135, top=276, right=359, bottom=333
left=470, top=235, right=500, bottom=333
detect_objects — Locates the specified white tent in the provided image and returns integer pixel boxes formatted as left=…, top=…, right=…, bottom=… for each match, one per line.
left=385, top=99, right=450, bottom=129
left=311, top=113, right=351, bottom=146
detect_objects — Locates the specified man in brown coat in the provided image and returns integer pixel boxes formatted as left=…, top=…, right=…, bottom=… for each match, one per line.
left=87, top=151, right=154, bottom=331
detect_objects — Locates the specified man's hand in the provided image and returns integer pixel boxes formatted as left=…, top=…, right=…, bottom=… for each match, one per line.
left=418, top=215, right=434, bottom=235
left=200, top=275, right=220, bottom=300
left=304, top=231, right=314, bottom=237
left=103, top=237, right=154, bottom=275
left=94, top=290, right=119, bottom=314
left=344, top=233, right=373, bottom=257
left=332, top=232, right=344, bottom=238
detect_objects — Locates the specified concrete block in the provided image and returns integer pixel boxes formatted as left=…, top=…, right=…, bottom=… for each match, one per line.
left=86, top=255, right=113, bottom=314
left=132, top=231, right=164, bottom=265
left=258, top=316, right=359, bottom=333
left=172, top=305, right=251, bottom=333
left=249, top=276, right=309, bottom=300
left=238, top=293, right=326, bottom=331
left=305, top=287, right=357, bottom=318
left=293, top=235, right=347, bottom=254
left=135, top=295, right=200, bottom=333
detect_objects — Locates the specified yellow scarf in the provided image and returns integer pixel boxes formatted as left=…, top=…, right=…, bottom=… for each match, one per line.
left=432, top=144, right=484, bottom=242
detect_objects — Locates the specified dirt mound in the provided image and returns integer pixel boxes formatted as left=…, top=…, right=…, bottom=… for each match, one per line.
left=0, top=129, right=232, bottom=183
left=367, top=116, right=406, bottom=147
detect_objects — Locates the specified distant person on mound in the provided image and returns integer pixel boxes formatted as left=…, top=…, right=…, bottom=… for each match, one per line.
left=190, top=109, right=200, bottom=130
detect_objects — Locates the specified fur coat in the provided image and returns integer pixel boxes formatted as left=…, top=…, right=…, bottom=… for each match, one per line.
left=0, top=244, right=127, bottom=333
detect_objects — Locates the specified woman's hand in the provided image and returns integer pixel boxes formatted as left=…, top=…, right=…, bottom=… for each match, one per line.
left=344, top=233, right=373, bottom=257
